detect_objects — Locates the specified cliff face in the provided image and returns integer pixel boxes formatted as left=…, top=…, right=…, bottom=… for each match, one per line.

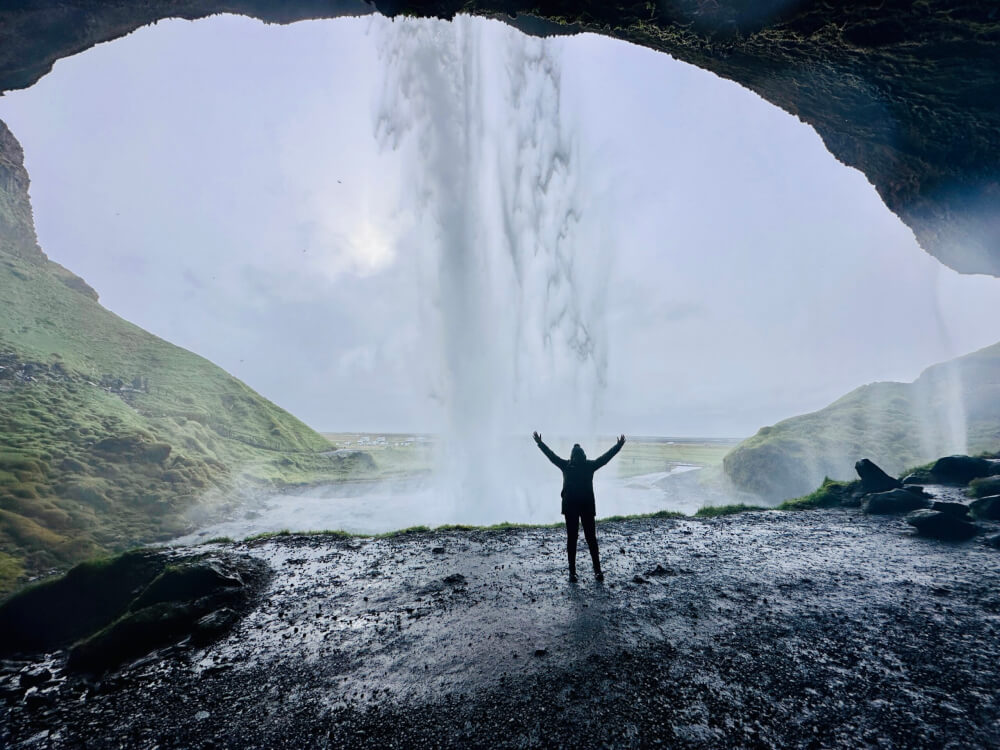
left=0, top=2, right=998, bottom=276
left=0, top=121, right=41, bottom=263
left=0, top=121, right=346, bottom=595
left=0, top=120, right=98, bottom=299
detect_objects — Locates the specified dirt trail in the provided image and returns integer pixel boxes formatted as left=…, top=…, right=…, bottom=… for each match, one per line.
left=4, top=508, right=1000, bottom=748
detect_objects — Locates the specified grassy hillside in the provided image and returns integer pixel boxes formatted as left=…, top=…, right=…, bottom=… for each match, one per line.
left=724, top=343, right=1000, bottom=500
left=0, top=120, right=372, bottom=595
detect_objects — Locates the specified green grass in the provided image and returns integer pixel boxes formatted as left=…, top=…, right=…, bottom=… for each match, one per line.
left=243, top=530, right=293, bottom=542
left=693, top=504, right=769, bottom=517
left=778, top=478, right=859, bottom=510
left=600, top=509, right=686, bottom=523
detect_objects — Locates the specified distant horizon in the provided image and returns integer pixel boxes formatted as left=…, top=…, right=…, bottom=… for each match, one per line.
left=318, top=431, right=746, bottom=442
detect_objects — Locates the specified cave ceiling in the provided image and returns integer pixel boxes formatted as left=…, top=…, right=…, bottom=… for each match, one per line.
left=1, top=1, right=998, bottom=276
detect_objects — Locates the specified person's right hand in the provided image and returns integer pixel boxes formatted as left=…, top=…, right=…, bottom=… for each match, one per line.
left=617, top=434, right=626, bottom=448
left=533, top=431, right=542, bottom=444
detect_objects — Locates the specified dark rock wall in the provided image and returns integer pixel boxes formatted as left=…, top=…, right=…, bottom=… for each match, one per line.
left=0, top=1, right=998, bottom=275
left=0, top=121, right=44, bottom=264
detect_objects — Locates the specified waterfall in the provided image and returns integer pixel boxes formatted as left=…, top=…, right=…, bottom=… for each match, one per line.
left=374, top=16, right=610, bottom=523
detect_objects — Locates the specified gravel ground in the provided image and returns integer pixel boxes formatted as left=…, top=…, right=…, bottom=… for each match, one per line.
left=3, top=507, right=1000, bottom=748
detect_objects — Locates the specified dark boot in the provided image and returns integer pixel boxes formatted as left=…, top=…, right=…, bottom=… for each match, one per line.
left=591, top=554, right=603, bottom=581
left=582, top=515, right=602, bottom=581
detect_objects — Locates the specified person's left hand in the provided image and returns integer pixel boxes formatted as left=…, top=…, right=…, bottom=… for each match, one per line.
left=617, top=434, right=626, bottom=448
left=533, top=431, right=542, bottom=444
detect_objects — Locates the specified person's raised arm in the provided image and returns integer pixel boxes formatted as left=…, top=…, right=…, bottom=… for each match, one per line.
left=533, top=431, right=567, bottom=469
left=591, top=434, right=626, bottom=470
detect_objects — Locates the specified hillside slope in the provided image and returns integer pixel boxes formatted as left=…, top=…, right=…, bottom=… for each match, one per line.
left=0, top=120, right=358, bottom=594
left=724, top=343, right=1000, bottom=500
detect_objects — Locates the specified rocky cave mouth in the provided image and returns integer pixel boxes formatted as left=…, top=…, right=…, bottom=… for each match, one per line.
left=0, top=1, right=998, bottom=277
left=1, top=8, right=1000, bottom=748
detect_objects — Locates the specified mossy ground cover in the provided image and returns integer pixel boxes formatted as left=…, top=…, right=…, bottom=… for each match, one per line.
left=724, top=344, right=1000, bottom=501
left=0, top=253, right=382, bottom=596
left=693, top=504, right=769, bottom=517
left=778, top=478, right=860, bottom=510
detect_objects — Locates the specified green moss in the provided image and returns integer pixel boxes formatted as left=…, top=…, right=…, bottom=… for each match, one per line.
left=694, top=504, right=769, bottom=517
left=599, top=510, right=685, bottom=523
left=243, top=529, right=292, bottom=542
left=778, top=477, right=858, bottom=510
left=0, top=548, right=166, bottom=653
left=374, top=525, right=433, bottom=538
left=968, top=476, right=1000, bottom=498
left=0, top=551, right=24, bottom=592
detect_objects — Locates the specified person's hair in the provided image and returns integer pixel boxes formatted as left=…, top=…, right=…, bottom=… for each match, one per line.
left=570, top=444, right=586, bottom=463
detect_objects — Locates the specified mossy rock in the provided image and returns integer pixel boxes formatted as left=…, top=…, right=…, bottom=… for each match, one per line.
left=863, top=488, right=931, bottom=515
left=930, top=455, right=1000, bottom=485
left=779, top=478, right=860, bottom=510
left=0, top=549, right=167, bottom=655
left=68, top=553, right=269, bottom=672
left=970, top=495, right=1000, bottom=521
left=1, top=548, right=269, bottom=671
left=906, top=509, right=979, bottom=541
left=969, top=477, right=1000, bottom=499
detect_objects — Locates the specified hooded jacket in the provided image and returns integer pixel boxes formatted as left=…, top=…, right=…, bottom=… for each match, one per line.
left=536, top=439, right=623, bottom=516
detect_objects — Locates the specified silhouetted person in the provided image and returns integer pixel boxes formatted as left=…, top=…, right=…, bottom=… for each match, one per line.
left=533, top=432, right=626, bottom=582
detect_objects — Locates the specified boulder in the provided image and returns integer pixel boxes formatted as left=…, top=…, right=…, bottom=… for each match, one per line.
left=855, top=459, right=902, bottom=494
left=863, top=489, right=931, bottom=515
left=969, top=477, right=1000, bottom=498
left=985, top=533, right=1000, bottom=549
left=929, top=501, right=970, bottom=519
left=130, top=556, right=247, bottom=609
left=0, top=550, right=167, bottom=657
left=901, top=471, right=934, bottom=485
left=969, top=495, right=1000, bottom=521
left=930, top=455, right=1000, bottom=485
left=906, top=510, right=979, bottom=541
left=68, top=553, right=268, bottom=672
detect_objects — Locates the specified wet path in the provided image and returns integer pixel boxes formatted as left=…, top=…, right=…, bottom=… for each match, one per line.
left=4, top=509, right=1000, bottom=748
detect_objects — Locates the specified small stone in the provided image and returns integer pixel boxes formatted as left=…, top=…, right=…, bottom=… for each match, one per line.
left=534, top=648, right=547, bottom=657
left=195, top=710, right=210, bottom=720
left=432, top=547, right=446, bottom=554
left=19, top=667, right=52, bottom=688
left=632, top=575, right=650, bottom=584
left=645, top=564, right=676, bottom=577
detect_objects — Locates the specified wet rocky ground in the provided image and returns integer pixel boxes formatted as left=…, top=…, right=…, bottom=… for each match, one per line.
left=3, top=507, right=1000, bottom=748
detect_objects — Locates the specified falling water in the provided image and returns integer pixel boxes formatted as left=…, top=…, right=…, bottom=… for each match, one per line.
left=374, top=17, right=610, bottom=523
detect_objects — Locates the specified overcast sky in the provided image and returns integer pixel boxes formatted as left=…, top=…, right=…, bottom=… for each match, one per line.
left=1, top=13, right=999, bottom=438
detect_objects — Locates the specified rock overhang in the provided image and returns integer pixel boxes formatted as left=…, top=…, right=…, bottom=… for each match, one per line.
left=0, top=0, right=997, bottom=275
